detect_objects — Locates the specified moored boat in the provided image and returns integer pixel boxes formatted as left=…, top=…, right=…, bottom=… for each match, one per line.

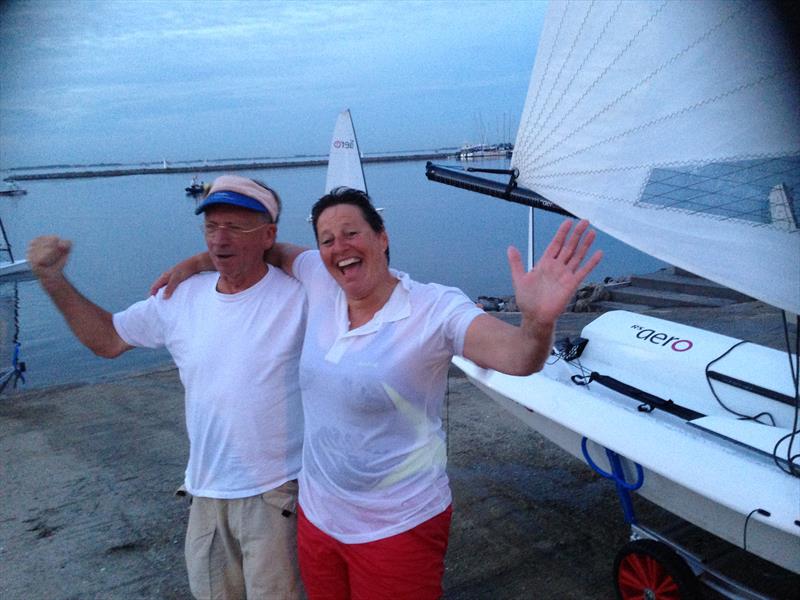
left=185, top=176, right=207, bottom=196
left=456, top=142, right=513, bottom=160
left=0, top=183, right=27, bottom=197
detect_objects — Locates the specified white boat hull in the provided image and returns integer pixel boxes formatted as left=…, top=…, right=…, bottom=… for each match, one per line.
left=0, top=259, right=31, bottom=278
left=453, top=311, right=800, bottom=574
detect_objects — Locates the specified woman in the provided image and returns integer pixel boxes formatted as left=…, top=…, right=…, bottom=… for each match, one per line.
left=157, top=187, right=601, bottom=599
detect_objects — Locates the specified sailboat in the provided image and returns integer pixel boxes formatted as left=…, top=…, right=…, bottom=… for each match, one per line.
left=428, top=0, right=799, bottom=596
left=321, top=109, right=384, bottom=217
left=325, top=109, right=368, bottom=194
left=0, top=217, right=31, bottom=278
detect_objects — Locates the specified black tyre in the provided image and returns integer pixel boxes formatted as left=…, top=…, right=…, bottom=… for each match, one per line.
left=613, top=539, right=700, bottom=600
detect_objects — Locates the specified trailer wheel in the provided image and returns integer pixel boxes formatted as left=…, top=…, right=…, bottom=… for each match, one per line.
left=613, top=539, right=699, bottom=600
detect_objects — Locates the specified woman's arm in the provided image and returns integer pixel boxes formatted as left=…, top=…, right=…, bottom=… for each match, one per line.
left=149, top=252, right=214, bottom=299
left=462, top=219, right=602, bottom=376
left=149, top=242, right=311, bottom=299
left=264, top=242, right=309, bottom=277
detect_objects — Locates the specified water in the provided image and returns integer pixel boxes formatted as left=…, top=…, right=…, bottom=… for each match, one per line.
left=1, top=158, right=664, bottom=391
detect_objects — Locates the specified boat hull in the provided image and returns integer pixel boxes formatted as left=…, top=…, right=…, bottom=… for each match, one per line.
left=453, top=311, right=800, bottom=574
left=0, top=259, right=31, bottom=277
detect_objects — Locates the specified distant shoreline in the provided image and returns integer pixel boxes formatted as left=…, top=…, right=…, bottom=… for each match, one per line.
left=4, top=150, right=455, bottom=182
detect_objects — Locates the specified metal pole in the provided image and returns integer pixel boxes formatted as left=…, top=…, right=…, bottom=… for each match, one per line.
left=527, top=207, right=534, bottom=271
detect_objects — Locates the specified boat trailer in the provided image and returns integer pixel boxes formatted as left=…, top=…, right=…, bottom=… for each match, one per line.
left=582, top=438, right=797, bottom=599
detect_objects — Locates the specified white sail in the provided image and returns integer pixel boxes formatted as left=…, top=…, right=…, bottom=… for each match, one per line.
left=512, top=0, right=800, bottom=314
left=325, top=109, right=368, bottom=194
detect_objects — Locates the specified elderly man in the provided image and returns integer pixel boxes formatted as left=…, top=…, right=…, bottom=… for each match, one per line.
left=28, top=175, right=306, bottom=600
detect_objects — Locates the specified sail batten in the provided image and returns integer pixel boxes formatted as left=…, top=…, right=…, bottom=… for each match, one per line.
left=513, top=0, right=800, bottom=313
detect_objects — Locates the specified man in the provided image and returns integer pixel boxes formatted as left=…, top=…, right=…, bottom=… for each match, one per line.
left=28, top=175, right=307, bottom=600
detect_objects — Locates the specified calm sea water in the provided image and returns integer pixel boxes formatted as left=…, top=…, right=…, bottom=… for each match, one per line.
left=0, top=158, right=663, bottom=391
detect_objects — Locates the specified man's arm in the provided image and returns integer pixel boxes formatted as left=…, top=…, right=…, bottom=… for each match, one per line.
left=28, top=236, right=133, bottom=358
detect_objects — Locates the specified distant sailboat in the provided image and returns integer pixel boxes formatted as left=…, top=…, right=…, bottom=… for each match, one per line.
left=318, top=109, right=383, bottom=219
left=429, top=0, right=799, bottom=595
left=325, top=109, right=368, bottom=194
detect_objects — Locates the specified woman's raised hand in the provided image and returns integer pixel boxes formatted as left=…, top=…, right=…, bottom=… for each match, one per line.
left=508, top=219, right=602, bottom=327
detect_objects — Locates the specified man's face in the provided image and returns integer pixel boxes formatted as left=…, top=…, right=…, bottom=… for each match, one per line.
left=203, top=204, right=276, bottom=287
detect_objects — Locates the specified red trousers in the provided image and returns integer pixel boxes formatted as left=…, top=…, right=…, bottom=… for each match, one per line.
left=297, top=504, right=452, bottom=600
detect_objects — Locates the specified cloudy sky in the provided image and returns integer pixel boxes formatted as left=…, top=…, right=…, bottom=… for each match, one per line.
left=0, top=0, right=547, bottom=169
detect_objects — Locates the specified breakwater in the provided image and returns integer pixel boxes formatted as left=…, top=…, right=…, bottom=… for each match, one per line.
left=5, top=151, right=454, bottom=181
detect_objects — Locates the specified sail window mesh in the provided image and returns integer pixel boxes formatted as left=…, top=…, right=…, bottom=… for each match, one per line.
left=638, top=155, right=800, bottom=229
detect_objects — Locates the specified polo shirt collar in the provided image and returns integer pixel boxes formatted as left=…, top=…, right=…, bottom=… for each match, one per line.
left=335, top=268, right=412, bottom=338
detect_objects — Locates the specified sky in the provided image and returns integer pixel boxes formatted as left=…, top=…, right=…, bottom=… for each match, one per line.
left=0, top=0, right=548, bottom=169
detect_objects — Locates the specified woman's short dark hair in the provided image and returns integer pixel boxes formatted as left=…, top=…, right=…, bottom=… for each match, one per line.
left=311, top=187, right=389, bottom=262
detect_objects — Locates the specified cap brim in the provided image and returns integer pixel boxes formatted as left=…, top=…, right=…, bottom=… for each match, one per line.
left=195, top=190, right=267, bottom=215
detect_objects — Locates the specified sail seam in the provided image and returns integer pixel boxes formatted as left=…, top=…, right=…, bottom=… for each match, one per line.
left=532, top=69, right=788, bottom=173
left=517, top=0, right=581, bottom=159
left=515, top=0, right=571, bottom=161
left=526, top=152, right=800, bottom=178
left=519, top=2, right=744, bottom=171
left=521, top=0, right=598, bottom=155
left=519, top=0, right=664, bottom=164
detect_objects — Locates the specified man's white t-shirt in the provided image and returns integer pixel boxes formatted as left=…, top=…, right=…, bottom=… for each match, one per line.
left=293, top=251, right=483, bottom=543
left=113, top=267, right=306, bottom=499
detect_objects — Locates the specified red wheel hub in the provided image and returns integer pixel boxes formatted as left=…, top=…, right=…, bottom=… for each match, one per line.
left=617, top=552, right=681, bottom=600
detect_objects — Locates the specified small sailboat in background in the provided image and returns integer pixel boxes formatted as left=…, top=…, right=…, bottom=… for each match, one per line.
left=429, top=0, right=798, bottom=596
left=325, top=109, right=368, bottom=194
left=317, top=109, right=382, bottom=219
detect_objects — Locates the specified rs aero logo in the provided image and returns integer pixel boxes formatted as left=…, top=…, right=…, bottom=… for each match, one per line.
left=333, top=139, right=355, bottom=149
left=630, top=324, right=693, bottom=352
